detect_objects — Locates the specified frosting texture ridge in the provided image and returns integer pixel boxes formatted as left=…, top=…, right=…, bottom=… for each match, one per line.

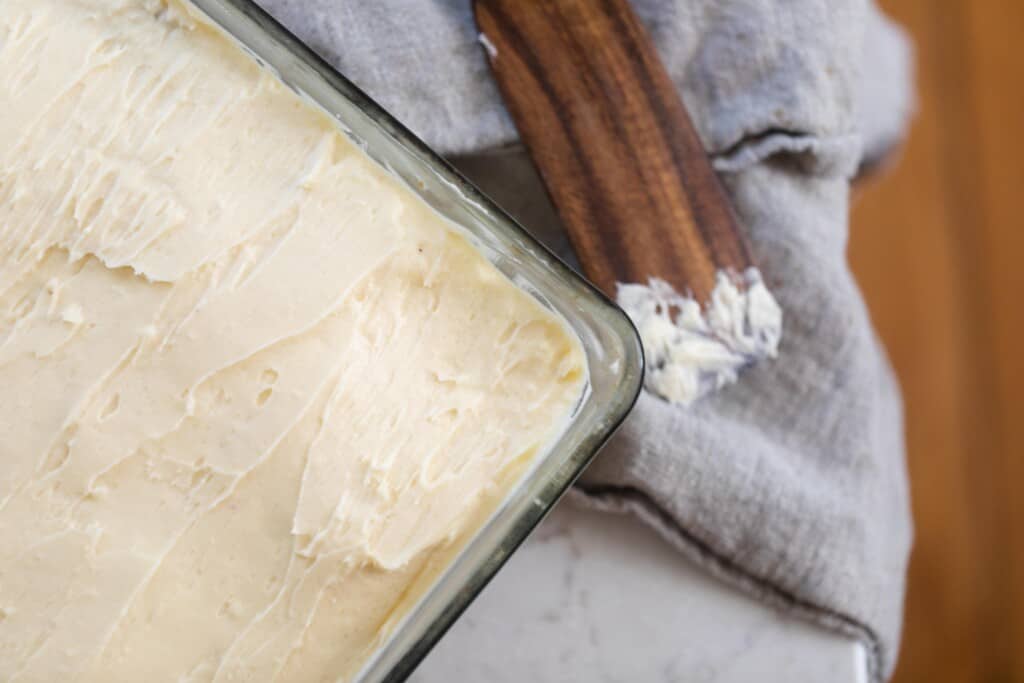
left=0, top=1, right=585, bottom=680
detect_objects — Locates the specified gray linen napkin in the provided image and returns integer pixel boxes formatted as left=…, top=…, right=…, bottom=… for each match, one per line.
left=255, top=1, right=915, bottom=680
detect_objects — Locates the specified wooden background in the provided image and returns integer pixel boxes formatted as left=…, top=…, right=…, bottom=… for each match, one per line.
left=847, top=1, right=1024, bottom=680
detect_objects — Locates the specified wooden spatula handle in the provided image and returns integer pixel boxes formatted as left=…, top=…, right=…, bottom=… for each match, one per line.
left=475, top=0, right=753, bottom=303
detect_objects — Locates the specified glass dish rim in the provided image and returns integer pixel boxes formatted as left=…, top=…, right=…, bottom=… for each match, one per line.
left=180, top=1, right=645, bottom=679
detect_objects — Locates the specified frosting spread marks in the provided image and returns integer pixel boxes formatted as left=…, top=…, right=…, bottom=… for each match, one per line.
left=0, top=1, right=585, bottom=680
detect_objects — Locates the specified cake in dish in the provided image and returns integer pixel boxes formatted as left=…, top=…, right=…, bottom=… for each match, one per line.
left=0, top=1, right=586, bottom=679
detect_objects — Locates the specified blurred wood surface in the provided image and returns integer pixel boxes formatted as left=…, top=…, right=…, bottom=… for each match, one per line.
left=848, top=1, right=1024, bottom=681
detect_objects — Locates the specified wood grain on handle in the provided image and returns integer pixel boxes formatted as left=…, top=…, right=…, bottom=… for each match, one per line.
left=474, top=0, right=753, bottom=303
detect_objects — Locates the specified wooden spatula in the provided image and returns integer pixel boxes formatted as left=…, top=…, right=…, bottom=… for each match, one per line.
left=474, top=0, right=782, bottom=405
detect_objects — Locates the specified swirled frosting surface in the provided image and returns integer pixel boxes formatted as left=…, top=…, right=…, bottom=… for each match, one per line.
left=0, top=1, right=586, bottom=680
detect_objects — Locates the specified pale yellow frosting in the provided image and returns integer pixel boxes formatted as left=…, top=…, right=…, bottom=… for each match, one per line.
left=0, top=1, right=586, bottom=680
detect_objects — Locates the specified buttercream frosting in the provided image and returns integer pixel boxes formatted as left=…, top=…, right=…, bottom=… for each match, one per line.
left=0, top=1, right=586, bottom=680
left=617, top=269, right=782, bottom=405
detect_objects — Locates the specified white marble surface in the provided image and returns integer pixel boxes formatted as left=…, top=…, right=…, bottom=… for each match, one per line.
left=413, top=502, right=867, bottom=683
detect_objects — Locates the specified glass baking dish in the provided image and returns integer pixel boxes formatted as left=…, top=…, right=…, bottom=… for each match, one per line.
left=183, top=1, right=644, bottom=680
